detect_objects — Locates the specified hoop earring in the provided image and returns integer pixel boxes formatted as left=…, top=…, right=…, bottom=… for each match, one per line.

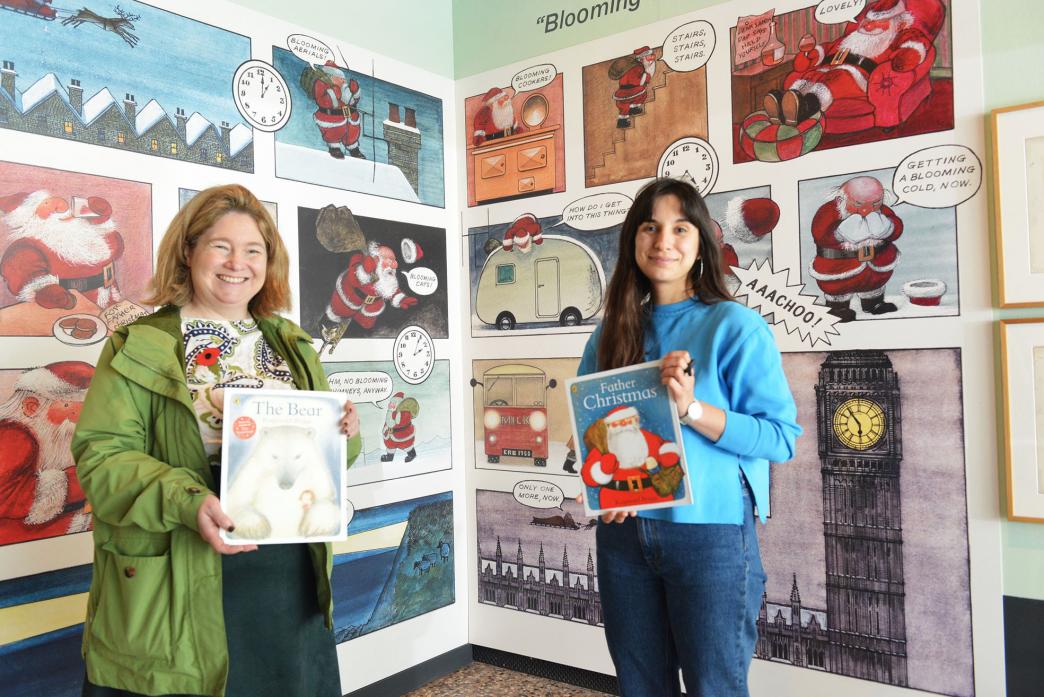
left=694, top=258, right=703, bottom=284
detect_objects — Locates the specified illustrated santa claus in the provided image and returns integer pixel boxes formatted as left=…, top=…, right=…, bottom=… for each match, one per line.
left=320, top=241, right=418, bottom=337
left=310, top=60, right=365, bottom=159
left=808, top=175, right=903, bottom=322
left=502, top=213, right=544, bottom=254
left=764, top=0, right=944, bottom=125
left=613, top=46, right=657, bottom=128
left=581, top=405, right=681, bottom=509
left=0, top=361, right=94, bottom=545
left=0, top=191, right=124, bottom=310
left=715, top=197, right=779, bottom=284
left=472, top=87, right=522, bottom=147
left=380, top=391, right=418, bottom=463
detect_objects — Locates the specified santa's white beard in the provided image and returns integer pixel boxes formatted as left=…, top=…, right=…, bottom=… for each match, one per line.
left=384, top=404, right=399, bottom=428
left=5, top=211, right=116, bottom=266
left=835, top=210, right=894, bottom=246
left=491, top=101, right=516, bottom=131
left=607, top=425, right=648, bottom=470
left=840, top=22, right=901, bottom=59
left=513, top=235, right=532, bottom=254
left=644, top=60, right=657, bottom=77
left=374, top=265, right=401, bottom=299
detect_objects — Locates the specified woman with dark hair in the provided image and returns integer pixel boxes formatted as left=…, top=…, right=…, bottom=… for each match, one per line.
left=73, top=184, right=361, bottom=697
left=578, top=178, right=801, bottom=697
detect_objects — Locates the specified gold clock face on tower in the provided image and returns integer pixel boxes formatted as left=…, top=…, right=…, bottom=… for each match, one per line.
left=832, top=397, right=886, bottom=450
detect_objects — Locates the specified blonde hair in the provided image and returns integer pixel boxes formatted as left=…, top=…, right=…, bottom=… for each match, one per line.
left=145, top=184, right=291, bottom=316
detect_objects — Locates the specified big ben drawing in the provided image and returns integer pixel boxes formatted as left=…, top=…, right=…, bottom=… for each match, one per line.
left=815, top=350, right=908, bottom=686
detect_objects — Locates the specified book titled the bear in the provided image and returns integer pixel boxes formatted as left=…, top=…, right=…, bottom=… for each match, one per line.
left=220, top=388, right=350, bottom=544
left=566, top=360, right=692, bottom=517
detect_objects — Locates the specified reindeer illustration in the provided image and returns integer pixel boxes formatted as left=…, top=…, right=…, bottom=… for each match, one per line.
left=61, top=4, right=140, bottom=47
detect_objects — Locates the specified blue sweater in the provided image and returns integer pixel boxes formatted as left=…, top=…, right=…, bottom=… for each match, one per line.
left=578, top=297, right=801, bottom=524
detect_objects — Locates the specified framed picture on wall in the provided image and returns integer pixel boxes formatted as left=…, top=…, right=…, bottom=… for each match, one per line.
left=1000, top=318, right=1044, bottom=522
left=992, top=101, right=1044, bottom=307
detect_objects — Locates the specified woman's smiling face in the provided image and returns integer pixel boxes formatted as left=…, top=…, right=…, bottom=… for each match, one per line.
left=185, top=211, right=267, bottom=319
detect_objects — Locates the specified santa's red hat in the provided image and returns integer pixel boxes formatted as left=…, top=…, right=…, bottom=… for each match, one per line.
left=507, top=213, right=540, bottom=238
left=321, top=60, right=347, bottom=76
left=482, top=87, right=507, bottom=103
left=604, top=405, right=639, bottom=425
left=724, top=197, right=779, bottom=244
left=866, top=0, right=906, bottom=19
left=390, top=391, right=405, bottom=400
left=15, top=361, right=94, bottom=398
left=633, top=46, right=654, bottom=58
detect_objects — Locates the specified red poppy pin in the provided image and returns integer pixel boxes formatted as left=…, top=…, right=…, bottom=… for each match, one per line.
left=196, top=347, right=220, bottom=367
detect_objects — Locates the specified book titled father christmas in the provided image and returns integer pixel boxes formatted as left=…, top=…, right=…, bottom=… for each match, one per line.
left=220, top=388, right=349, bottom=545
left=566, top=360, right=692, bottom=517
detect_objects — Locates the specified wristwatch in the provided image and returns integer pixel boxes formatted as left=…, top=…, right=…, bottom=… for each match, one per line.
left=681, top=399, right=703, bottom=427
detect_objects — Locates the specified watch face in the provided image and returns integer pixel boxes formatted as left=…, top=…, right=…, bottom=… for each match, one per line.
left=656, top=137, right=718, bottom=195
left=393, top=325, right=434, bottom=385
left=832, top=397, right=886, bottom=450
left=233, top=60, right=291, bottom=132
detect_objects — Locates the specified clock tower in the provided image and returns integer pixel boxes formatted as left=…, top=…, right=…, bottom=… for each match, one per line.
left=815, top=350, right=908, bottom=686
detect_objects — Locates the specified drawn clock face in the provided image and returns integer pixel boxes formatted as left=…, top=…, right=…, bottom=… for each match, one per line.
left=832, top=397, right=886, bottom=450
left=233, top=60, right=291, bottom=132
left=657, top=137, right=718, bottom=195
left=393, top=325, right=434, bottom=385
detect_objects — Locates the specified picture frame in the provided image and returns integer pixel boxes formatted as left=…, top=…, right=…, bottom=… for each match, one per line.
left=999, top=318, right=1044, bottom=522
left=991, top=101, right=1044, bottom=307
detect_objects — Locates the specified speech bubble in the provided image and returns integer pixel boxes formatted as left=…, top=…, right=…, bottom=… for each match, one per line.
left=512, top=480, right=565, bottom=510
left=550, top=192, right=633, bottom=231
left=326, top=371, right=394, bottom=405
left=403, top=267, right=438, bottom=295
left=663, top=20, right=716, bottom=72
left=512, top=63, right=557, bottom=93
left=287, top=34, right=336, bottom=67
left=891, top=145, right=983, bottom=209
left=815, top=0, right=866, bottom=24
left=732, top=260, right=841, bottom=348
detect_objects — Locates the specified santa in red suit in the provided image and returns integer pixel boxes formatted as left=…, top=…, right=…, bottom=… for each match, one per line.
left=765, top=0, right=943, bottom=125
left=0, top=191, right=124, bottom=310
left=381, top=391, right=418, bottom=463
left=0, top=361, right=94, bottom=545
left=321, top=241, right=417, bottom=335
left=310, top=61, right=365, bottom=159
left=614, top=46, right=657, bottom=128
left=472, top=87, right=523, bottom=147
left=502, top=213, right=543, bottom=254
left=581, top=405, right=681, bottom=509
left=808, top=175, right=903, bottom=322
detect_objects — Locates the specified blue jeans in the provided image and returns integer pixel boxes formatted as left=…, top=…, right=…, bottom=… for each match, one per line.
left=596, top=485, right=766, bottom=697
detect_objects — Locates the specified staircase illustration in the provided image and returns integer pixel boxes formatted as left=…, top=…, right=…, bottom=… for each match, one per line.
left=585, top=65, right=670, bottom=185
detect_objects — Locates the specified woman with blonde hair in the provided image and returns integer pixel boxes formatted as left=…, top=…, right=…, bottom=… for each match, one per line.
left=73, top=184, right=361, bottom=697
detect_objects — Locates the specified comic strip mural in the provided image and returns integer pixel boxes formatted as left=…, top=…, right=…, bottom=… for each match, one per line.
left=332, top=492, right=453, bottom=643
left=0, top=564, right=90, bottom=697
left=757, top=349, right=971, bottom=695
left=464, top=68, right=565, bottom=207
left=705, top=185, right=778, bottom=293
left=323, top=359, right=452, bottom=486
left=0, top=162, right=152, bottom=342
left=731, top=1, right=953, bottom=163
left=0, top=0, right=253, bottom=170
left=178, top=188, right=277, bottom=220
left=0, top=364, right=94, bottom=546
left=272, top=45, right=445, bottom=207
left=476, top=487, right=601, bottom=626
left=470, top=357, right=580, bottom=474
left=798, top=163, right=961, bottom=322
left=297, top=204, right=448, bottom=349
left=582, top=20, right=713, bottom=187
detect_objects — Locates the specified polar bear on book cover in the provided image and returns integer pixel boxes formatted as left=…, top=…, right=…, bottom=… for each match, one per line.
left=225, top=425, right=341, bottom=540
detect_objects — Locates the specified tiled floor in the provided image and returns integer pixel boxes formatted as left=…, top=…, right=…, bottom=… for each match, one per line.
left=402, top=661, right=611, bottom=696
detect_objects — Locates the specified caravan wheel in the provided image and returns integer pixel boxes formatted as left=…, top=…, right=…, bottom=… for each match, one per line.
left=496, top=312, right=516, bottom=330
left=559, top=308, right=581, bottom=326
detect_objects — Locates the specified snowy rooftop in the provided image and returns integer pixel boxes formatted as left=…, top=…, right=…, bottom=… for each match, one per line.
left=383, top=119, right=420, bottom=135
left=21, top=73, right=69, bottom=114
left=135, top=99, right=169, bottom=135
left=229, top=123, right=252, bottom=157
left=185, top=112, right=214, bottom=146
left=82, top=88, right=118, bottom=125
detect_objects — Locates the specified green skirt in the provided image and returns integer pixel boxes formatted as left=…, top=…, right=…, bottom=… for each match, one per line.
left=83, top=543, right=340, bottom=697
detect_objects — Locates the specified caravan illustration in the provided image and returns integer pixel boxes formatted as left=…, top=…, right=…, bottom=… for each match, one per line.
left=470, top=364, right=557, bottom=468
left=475, top=235, right=605, bottom=331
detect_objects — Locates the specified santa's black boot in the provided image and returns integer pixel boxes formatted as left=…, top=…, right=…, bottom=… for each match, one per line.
left=404, top=448, right=417, bottom=463
left=617, top=115, right=631, bottom=128
left=861, top=295, right=898, bottom=315
left=801, top=93, right=822, bottom=119
left=827, top=300, right=857, bottom=323
left=380, top=452, right=395, bottom=462
left=328, top=146, right=345, bottom=159
left=562, top=449, right=578, bottom=474
left=629, top=104, right=644, bottom=115
left=348, top=147, right=366, bottom=160
left=764, top=89, right=784, bottom=121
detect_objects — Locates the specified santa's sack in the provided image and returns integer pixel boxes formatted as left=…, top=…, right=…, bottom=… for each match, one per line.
left=649, top=465, right=684, bottom=498
left=607, top=56, right=635, bottom=80
left=299, top=66, right=330, bottom=96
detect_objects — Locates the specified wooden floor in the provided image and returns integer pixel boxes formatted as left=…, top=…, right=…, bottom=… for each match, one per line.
left=402, top=661, right=611, bottom=696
